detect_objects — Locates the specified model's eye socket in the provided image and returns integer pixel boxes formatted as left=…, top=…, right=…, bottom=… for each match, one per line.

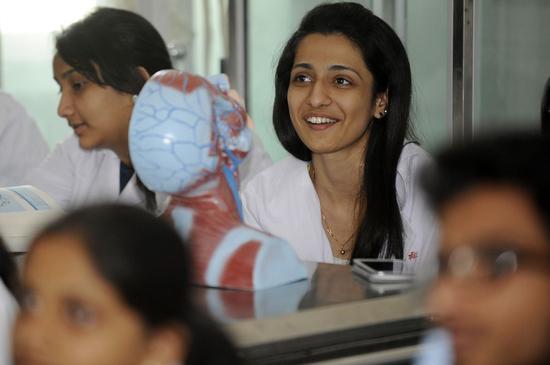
left=334, top=77, right=351, bottom=86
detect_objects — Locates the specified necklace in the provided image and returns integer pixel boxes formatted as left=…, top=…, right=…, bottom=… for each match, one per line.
left=308, top=162, right=352, bottom=257
left=321, top=212, right=351, bottom=256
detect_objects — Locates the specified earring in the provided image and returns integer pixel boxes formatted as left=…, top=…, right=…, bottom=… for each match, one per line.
left=133, top=94, right=138, bottom=103
left=375, top=108, right=387, bottom=119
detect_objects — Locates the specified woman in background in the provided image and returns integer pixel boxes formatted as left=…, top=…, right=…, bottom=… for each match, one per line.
left=0, top=90, right=49, bottom=186
left=242, top=2, right=437, bottom=265
left=26, top=7, right=271, bottom=212
left=12, top=204, right=242, bottom=365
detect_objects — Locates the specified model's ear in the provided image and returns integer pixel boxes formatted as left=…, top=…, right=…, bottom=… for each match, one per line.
left=373, top=89, right=389, bottom=119
left=141, top=324, right=189, bottom=365
left=137, top=66, right=151, bottom=81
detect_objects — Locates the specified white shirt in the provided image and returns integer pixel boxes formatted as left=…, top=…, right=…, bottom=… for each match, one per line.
left=0, top=91, right=49, bottom=186
left=414, top=328, right=454, bottom=365
left=0, top=280, right=16, bottom=365
left=25, top=132, right=272, bottom=211
left=241, top=143, right=438, bottom=266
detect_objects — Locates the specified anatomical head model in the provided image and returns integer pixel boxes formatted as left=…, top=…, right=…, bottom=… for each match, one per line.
left=129, top=70, right=307, bottom=290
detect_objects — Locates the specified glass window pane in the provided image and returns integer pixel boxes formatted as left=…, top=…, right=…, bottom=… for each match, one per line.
left=0, top=0, right=96, bottom=147
left=474, top=0, right=550, bottom=134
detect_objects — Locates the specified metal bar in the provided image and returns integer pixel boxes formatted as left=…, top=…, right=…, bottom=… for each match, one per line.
left=226, top=0, right=248, bottom=104
left=451, top=0, right=475, bottom=144
left=463, top=0, right=474, bottom=140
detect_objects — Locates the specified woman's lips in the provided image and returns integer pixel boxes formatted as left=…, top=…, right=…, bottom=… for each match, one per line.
left=71, top=123, right=87, bottom=136
left=304, top=115, right=339, bottom=131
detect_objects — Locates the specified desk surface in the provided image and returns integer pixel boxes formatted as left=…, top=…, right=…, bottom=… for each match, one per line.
left=196, top=263, right=428, bottom=364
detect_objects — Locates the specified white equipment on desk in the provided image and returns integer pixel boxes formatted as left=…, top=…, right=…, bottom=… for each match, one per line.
left=0, top=185, right=63, bottom=252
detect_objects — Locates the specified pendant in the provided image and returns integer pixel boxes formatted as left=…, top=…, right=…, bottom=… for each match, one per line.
left=340, top=249, right=346, bottom=255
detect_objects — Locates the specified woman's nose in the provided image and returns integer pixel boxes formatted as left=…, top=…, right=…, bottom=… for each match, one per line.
left=306, top=81, right=331, bottom=108
left=57, top=91, right=74, bottom=119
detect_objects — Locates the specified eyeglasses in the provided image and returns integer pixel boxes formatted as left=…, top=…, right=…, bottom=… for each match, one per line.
left=437, top=244, right=550, bottom=283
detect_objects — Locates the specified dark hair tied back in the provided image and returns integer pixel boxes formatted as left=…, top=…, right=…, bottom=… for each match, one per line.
left=56, top=7, right=172, bottom=95
left=56, top=7, right=173, bottom=211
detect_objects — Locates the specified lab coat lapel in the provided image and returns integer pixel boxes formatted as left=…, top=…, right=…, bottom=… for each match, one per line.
left=118, top=174, right=145, bottom=206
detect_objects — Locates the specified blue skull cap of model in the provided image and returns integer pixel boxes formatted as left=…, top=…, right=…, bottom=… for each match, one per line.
left=128, top=72, right=224, bottom=193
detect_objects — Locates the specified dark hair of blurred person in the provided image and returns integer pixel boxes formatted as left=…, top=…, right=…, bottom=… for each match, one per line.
left=13, top=204, right=242, bottom=365
left=422, top=132, right=550, bottom=365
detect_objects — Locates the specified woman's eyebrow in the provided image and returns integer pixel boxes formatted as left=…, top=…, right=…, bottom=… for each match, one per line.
left=292, top=63, right=363, bottom=80
left=292, top=63, right=313, bottom=70
left=329, top=64, right=363, bottom=80
left=60, top=68, right=77, bottom=79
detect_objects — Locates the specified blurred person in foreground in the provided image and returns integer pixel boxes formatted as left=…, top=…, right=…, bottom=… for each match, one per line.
left=12, top=204, right=242, bottom=365
left=418, top=132, right=550, bottom=365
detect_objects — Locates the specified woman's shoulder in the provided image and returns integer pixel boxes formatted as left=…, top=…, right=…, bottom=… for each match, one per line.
left=395, top=142, right=432, bottom=207
left=54, top=135, right=117, bottom=165
left=397, top=142, right=439, bottom=266
left=241, top=155, right=308, bottom=195
left=397, top=142, right=432, bottom=179
left=400, top=141, right=432, bottom=163
left=25, top=135, right=119, bottom=190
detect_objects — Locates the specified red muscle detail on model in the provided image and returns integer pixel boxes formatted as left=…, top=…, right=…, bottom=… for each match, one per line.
left=220, top=241, right=261, bottom=288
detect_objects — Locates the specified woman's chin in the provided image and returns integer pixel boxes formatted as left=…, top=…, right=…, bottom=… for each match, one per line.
left=77, top=137, right=99, bottom=151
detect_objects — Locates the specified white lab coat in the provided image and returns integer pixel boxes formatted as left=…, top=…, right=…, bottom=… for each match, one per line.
left=25, top=132, right=272, bottom=211
left=241, top=143, right=438, bottom=266
left=0, top=91, right=49, bottom=186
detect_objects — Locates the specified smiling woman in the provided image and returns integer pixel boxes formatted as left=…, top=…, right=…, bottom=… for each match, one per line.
left=287, top=33, right=380, bottom=157
left=241, top=2, right=437, bottom=266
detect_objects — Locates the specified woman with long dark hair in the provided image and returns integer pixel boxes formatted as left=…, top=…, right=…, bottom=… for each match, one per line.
left=12, top=204, right=242, bottom=365
left=25, top=7, right=271, bottom=213
left=241, top=2, right=437, bottom=265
